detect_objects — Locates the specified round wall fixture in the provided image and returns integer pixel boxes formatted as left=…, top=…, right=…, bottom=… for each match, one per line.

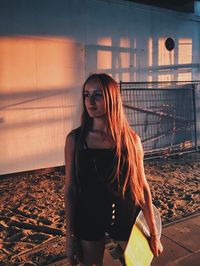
left=165, top=37, right=175, bottom=51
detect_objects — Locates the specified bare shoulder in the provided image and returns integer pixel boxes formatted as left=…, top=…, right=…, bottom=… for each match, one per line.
left=131, top=130, right=144, bottom=158
left=135, top=133, right=142, bottom=147
left=65, top=127, right=80, bottom=152
left=130, top=130, right=142, bottom=145
left=65, top=129, right=76, bottom=145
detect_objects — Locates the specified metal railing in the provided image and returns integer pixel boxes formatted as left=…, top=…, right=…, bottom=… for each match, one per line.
left=120, top=81, right=199, bottom=158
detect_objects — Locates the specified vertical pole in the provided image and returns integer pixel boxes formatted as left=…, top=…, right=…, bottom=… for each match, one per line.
left=192, top=85, right=198, bottom=152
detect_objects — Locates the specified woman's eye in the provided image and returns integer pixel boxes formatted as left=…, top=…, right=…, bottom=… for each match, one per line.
left=84, top=93, right=90, bottom=98
left=84, top=92, right=103, bottom=100
left=94, top=93, right=103, bottom=99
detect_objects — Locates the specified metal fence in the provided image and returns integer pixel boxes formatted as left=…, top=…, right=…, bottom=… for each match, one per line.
left=120, top=81, right=199, bottom=158
left=120, top=80, right=200, bottom=90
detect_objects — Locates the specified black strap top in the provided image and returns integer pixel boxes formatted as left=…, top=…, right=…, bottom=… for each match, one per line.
left=75, top=127, right=129, bottom=199
left=78, top=148, right=117, bottom=193
left=74, top=128, right=140, bottom=227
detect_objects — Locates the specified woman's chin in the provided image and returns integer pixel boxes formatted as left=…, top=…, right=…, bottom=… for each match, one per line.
left=87, top=111, right=106, bottom=118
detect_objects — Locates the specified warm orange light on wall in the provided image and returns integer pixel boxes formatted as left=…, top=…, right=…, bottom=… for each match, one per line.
left=97, top=50, right=112, bottom=69
left=158, top=38, right=174, bottom=66
left=158, top=74, right=172, bottom=82
left=0, top=36, right=83, bottom=175
left=148, top=38, right=153, bottom=67
left=178, top=38, right=192, bottom=64
left=97, top=37, right=112, bottom=46
left=120, top=38, right=130, bottom=48
left=0, top=36, right=79, bottom=93
left=178, top=72, right=192, bottom=81
left=120, top=52, right=130, bottom=68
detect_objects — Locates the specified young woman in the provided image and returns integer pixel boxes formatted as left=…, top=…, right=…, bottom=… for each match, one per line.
left=64, top=73, right=163, bottom=266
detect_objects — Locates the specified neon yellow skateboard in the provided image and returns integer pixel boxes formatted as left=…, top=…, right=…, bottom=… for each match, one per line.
left=124, top=205, right=162, bottom=266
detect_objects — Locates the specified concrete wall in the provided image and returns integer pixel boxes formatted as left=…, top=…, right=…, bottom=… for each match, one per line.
left=0, top=0, right=200, bottom=174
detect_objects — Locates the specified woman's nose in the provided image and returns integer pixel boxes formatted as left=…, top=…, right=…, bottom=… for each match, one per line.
left=88, top=95, right=96, bottom=104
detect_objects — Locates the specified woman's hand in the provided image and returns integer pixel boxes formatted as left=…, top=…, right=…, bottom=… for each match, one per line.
left=66, top=236, right=82, bottom=266
left=150, top=235, right=163, bottom=257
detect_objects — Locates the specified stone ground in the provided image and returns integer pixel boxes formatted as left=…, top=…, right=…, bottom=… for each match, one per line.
left=0, top=152, right=199, bottom=265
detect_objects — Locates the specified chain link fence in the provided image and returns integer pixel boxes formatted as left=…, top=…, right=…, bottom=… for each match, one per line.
left=120, top=81, right=199, bottom=158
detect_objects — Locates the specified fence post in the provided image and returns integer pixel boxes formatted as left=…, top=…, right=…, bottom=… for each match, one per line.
left=192, top=84, right=198, bottom=152
left=120, top=80, right=122, bottom=93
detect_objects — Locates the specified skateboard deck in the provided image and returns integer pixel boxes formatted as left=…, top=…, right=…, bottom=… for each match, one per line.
left=124, top=205, right=162, bottom=266
left=124, top=224, right=153, bottom=266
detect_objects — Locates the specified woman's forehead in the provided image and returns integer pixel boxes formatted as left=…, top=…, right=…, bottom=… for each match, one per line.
left=84, top=79, right=103, bottom=92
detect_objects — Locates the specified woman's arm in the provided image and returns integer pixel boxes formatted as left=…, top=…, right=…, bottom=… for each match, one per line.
left=64, top=130, right=79, bottom=264
left=135, top=135, right=163, bottom=257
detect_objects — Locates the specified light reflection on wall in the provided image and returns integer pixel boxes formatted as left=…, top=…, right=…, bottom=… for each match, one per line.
left=0, top=36, right=83, bottom=174
left=120, top=38, right=130, bottom=48
left=95, top=36, right=194, bottom=83
left=97, top=50, right=112, bottom=69
left=178, top=38, right=192, bottom=64
left=119, top=37, right=131, bottom=82
left=121, top=72, right=130, bottom=81
left=120, top=52, right=130, bottom=68
left=158, top=37, right=174, bottom=66
left=97, top=37, right=112, bottom=46
left=0, top=36, right=79, bottom=92
left=96, top=37, right=135, bottom=82
left=178, top=72, right=192, bottom=81
left=148, top=37, right=193, bottom=82
left=133, top=39, right=137, bottom=82
left=148, top=75, right=153, bottom=82
left=148, top=37, right=153, bottom=67
left=158, top=74, right=172, bottom=82
left=97, top=37, right=112, bottom=70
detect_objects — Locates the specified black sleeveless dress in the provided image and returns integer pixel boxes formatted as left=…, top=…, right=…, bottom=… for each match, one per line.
left=74, top=145, right=140, bottom=241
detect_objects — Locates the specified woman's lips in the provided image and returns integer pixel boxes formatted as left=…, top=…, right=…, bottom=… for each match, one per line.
left=88, top=106, right=97, bottom=111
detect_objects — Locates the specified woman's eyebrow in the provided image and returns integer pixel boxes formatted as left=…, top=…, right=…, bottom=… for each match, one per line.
left=84, top=89, right=102, bottom=93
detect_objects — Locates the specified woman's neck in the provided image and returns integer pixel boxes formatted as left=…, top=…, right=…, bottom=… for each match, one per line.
left=92, top=117, right=108, bottom=133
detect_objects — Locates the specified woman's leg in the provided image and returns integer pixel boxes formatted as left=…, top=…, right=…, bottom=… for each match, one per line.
left=79, top=238, right=105, bottom=266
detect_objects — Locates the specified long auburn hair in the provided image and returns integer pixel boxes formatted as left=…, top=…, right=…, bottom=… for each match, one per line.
left=75, top=73, right=144, bottom=206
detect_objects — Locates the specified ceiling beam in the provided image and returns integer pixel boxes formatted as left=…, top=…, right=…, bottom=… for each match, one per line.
left=125, top=0, right=195, bottom=13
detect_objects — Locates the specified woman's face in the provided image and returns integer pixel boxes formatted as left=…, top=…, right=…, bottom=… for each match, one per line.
left=84, top=79, right=106, bottom=118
